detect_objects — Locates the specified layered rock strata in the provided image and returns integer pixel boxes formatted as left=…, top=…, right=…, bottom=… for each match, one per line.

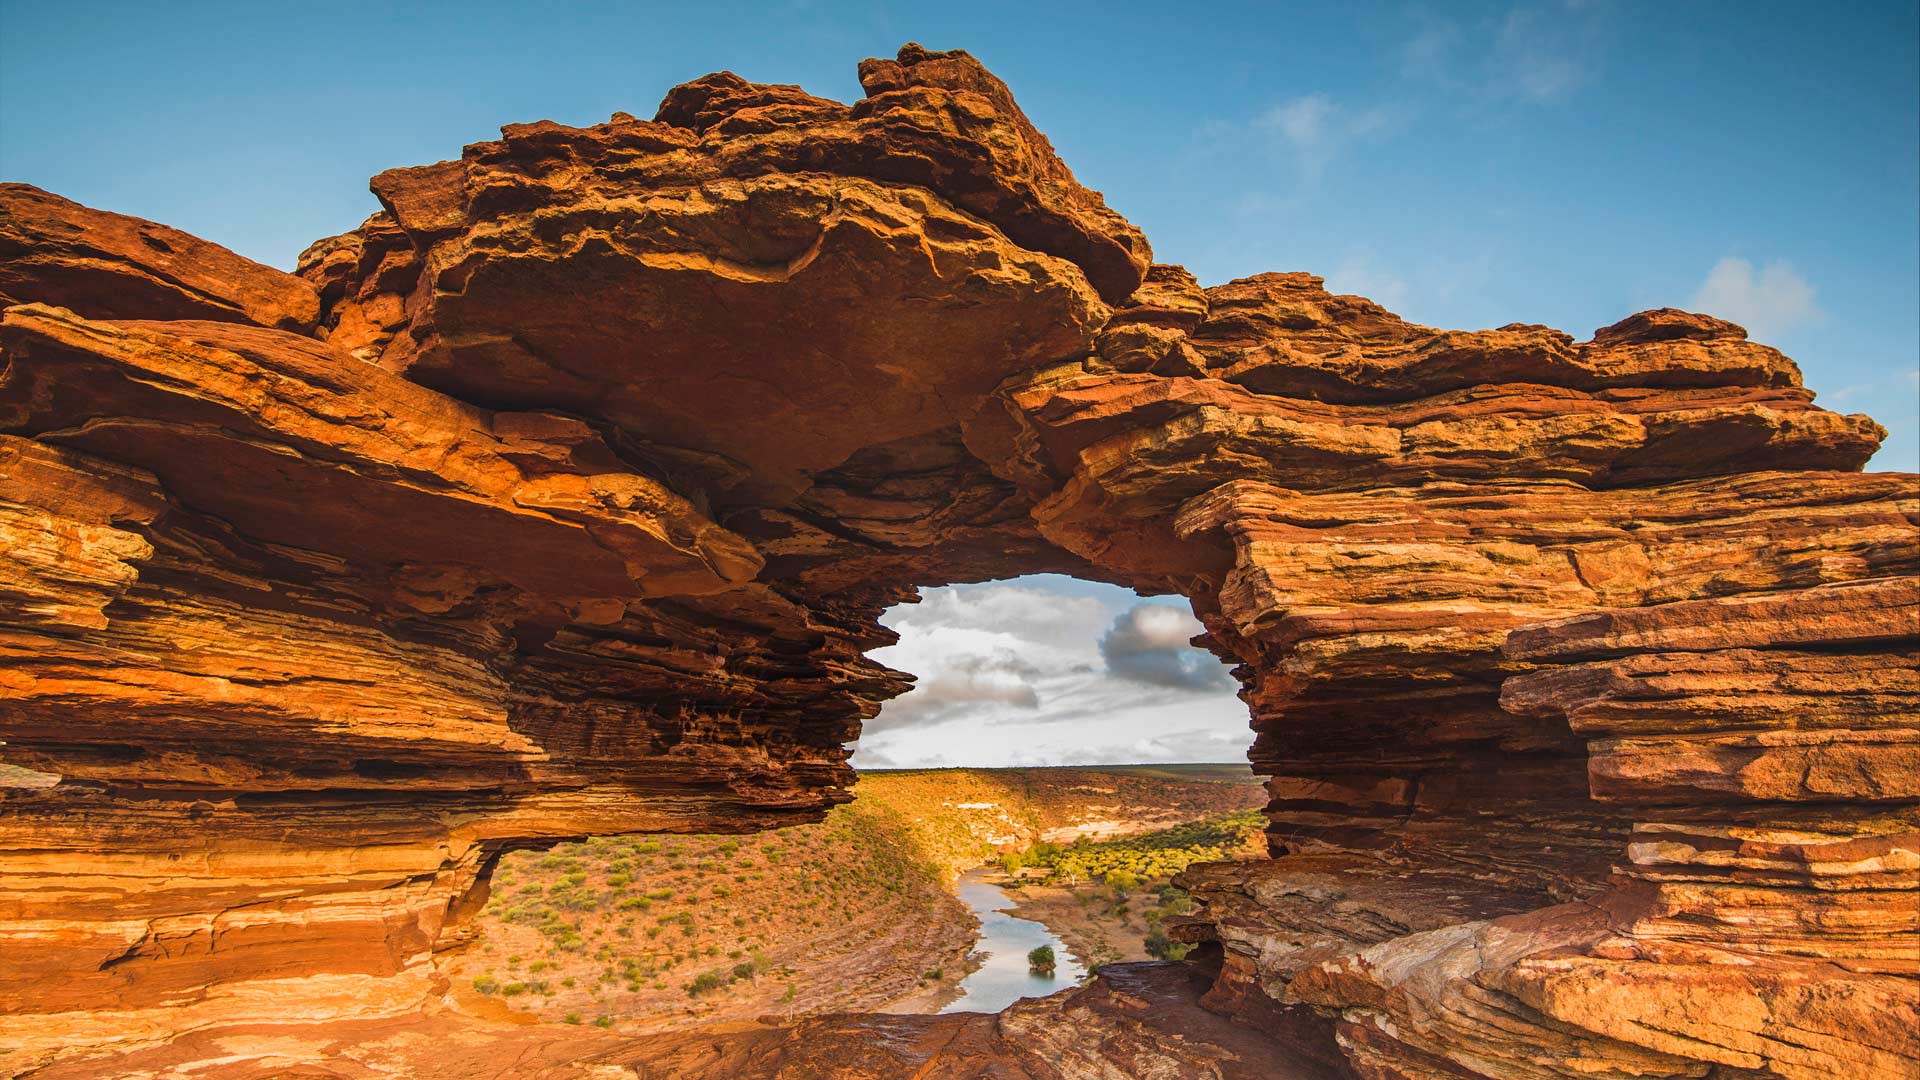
left=0, top=43, right=1913, bottom=1080
left=11, top=962, right=1337, bottom=1080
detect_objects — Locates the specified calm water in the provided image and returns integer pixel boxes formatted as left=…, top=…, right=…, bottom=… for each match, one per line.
left=939, top=869, right=1088, bottom=1013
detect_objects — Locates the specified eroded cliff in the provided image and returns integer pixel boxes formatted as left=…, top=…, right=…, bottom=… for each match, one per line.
left=0, top=43, right=1913, bottom=1080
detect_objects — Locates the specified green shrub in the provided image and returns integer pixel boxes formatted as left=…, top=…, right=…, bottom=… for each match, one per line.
left=562, top=1012, right=582, bottom=1025
left=549, top=887, right=601, bottom=913
left=1027, top=945, right=1055, bottom=974
left=1010, top=811, right=1264, bottom=886
left=471, top=974, right=499, bottom=995
left=1144, top=929, right=1190, bottom=961
left=688, top=971, right=726, bottom=997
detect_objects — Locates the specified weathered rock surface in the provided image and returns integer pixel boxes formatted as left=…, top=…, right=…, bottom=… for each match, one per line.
left=12, top=962, right=1335, bottom=1080
left=0, top=183, right=320, bottom=331
left=2, top=43, right=1914, bottom=1080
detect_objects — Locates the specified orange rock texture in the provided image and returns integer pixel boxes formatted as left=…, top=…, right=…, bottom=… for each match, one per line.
left=1, top=44, right=1914, bottom=1080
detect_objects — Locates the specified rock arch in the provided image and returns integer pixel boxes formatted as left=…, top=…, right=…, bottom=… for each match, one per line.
left=0, top=44, right=1913, bottom=1079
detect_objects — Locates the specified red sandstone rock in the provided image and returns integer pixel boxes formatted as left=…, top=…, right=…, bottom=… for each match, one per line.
left=1, top=43, right=1915, bottom=1080
left=0, top=183, right=319, bottom=331
left=8, top=963, right=1339, bottom=1080
left=1196, top=273, right=1805, bottom=402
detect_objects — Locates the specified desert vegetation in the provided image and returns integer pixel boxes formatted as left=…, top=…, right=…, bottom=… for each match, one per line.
left=449, top=791, right=974, bottom=1031
left=448, top=765, right=1264, bottom=1031
left=1001, top=808, right=1265, bottom=884
left=996, top=808, right=1267, bottom=967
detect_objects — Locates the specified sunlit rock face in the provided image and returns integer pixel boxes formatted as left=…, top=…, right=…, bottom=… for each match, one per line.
left=1, top=43, right=1914, bottom=1080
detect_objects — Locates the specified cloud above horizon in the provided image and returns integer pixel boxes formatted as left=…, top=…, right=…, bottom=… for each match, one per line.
left=1246, top=3, right=1613, bottom=187
left=1402, top=2, right=1612, bottom=105
left=852, top=577, right=1249, bottom=769
left=1100, top=604, right=1236, bottom=691
left=1688, top=257, right=1821, bottom=342
left=1257, top=93, right=1393, bottom=176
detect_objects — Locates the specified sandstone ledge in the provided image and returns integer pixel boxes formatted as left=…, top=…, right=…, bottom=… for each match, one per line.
left=2, top=43, right=1914, bottom=1080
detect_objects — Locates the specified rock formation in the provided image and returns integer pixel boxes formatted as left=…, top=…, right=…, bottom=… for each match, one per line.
left=1, top=43, right=1913, bottom=1080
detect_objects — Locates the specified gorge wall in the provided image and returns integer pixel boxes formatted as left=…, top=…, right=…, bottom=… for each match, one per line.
left=0, top=44, right=1913, bottom=1080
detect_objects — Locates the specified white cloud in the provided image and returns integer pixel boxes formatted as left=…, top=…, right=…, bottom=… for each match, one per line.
left=1326, top=253, right=1411, bottom=312
left=1401, top=16, right=1465, bottom=82
left=908, top=649, right=1042, bottom=708
left=863, top=582, right=1107, bottom=735
left=1688, top=257, right=1821, bottom=341
left=1256, top=93, right=1393, bottom=176
left=1493, top=7, right=1592, bottom=102
left=1320, top=248, right=1502, bottom=327
left=888, top=581, right=1110, bottom=653
left=1099, top=604, right=1235, bottom=691
left=1399, top=3, right=1610, bottom=106
left=853, top=578, right=1248, bottom=768
left=1264, top=94, right=1334, bottom=148
left=856, top=692, right=1253, bottom=771
left=861, top=624, right=1053, bottom=733
left=1108, top=606, right=1197, bottom=651
left=1120, top=727, right=1255, bottom=763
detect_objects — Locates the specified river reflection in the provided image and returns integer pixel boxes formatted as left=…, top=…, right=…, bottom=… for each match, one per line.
left=939, top=869, right=1088, bottom=1013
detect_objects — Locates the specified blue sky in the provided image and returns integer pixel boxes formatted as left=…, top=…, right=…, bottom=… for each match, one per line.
left=4, top=2, right=1914, bottom=765
left=2, top=2, right=1911, bottom=465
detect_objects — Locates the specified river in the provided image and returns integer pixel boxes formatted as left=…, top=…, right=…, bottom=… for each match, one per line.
left=939, top=868, right=1088, bottom=1013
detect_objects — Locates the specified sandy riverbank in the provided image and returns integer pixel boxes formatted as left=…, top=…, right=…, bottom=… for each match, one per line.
left=985, top=871, right=1157, bottom=969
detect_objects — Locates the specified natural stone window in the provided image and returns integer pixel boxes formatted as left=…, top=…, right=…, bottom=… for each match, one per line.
left=0, top=42, right=1911, bottom=1080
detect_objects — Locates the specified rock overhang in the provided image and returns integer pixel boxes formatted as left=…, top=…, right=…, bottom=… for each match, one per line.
left=0, top=41, right=1913, bottom=1080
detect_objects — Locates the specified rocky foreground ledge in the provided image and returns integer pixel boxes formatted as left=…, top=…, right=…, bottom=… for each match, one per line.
left=0, top=43, right=1914, bottom=1080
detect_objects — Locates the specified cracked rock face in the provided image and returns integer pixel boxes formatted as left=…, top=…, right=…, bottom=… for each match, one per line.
left=1, top=43, right=1914, bottom=1080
